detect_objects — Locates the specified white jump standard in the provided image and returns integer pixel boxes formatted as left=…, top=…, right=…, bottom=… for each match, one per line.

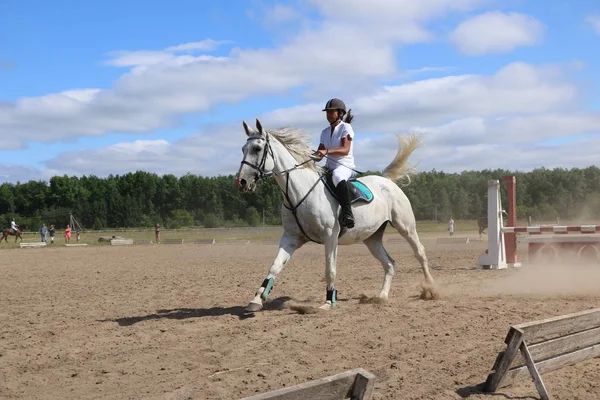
left=477, top=175, right=600, bottom=269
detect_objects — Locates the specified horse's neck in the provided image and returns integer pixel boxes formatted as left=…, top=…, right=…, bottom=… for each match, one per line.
left=270, top=140, right=321, bottom=207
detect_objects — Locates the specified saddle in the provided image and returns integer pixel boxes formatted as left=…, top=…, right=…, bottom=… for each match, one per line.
left=321, top=171, right=374, bottom=204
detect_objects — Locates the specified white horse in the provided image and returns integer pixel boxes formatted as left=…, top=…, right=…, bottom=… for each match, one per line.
left=235, top=119, right=438, bottom=312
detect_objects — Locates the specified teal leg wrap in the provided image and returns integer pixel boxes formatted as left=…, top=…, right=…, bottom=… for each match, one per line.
left=260, top=278, right=274, bottom=301
left=327, top=289, right=337, bottom=307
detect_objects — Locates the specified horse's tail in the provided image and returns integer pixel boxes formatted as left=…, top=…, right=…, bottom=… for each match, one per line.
left=382, top=133, right=421, bottom=187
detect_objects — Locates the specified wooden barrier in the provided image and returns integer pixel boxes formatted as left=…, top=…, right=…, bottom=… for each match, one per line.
left=135, top=240, right=153, bottom=245
left=240, top=368, right=375, bottom=400
left=194, top=239, right=216, bottom=244
left=163, top=238, right=184, bottom=244
left=484, top=307, right=600, bottom=400
left=20, top=242, right=47, bottom=249
left=436, top=237, right=470, bottom=244
left=64, top=244, right=89, bottom=247
left=110, top=239, right=134, bottom=246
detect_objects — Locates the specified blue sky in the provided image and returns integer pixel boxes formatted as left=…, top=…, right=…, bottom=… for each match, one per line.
left=1, top=0, right=600, bottom=183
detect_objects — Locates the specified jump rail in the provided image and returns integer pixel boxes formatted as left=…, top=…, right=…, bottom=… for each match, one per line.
left=239, top=368, right=375, bottom=400
left=477, top=177, right=600, bottom=269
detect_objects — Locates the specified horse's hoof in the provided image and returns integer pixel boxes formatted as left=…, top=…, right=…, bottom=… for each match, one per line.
left=318, top=301, right=334, bottom=310
left=245, top=302, right=263, bottom=312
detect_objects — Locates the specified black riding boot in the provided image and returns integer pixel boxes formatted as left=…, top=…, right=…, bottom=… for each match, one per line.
left=335, top=180, right=355, bottom=228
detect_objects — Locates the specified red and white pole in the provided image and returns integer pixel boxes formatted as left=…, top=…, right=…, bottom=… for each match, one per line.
left=503, top=175, right=518, bottom=266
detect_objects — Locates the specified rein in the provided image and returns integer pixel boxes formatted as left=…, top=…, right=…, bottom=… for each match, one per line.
left=241, top=134, right=324, bottom=244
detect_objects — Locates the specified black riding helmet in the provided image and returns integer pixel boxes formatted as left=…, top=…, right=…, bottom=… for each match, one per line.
left=322, top=98, right=346, bottom=116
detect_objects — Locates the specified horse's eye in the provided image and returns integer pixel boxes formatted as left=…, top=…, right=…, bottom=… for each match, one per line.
left=253, top=146, right=262, bottom=153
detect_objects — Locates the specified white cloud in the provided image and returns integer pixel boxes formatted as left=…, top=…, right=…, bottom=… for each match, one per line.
left=0, top=164, right=48, bottom=184
left=106, top=39, right=229, bottom=67
left=36, top=62, right=600, bottom=180
left=307, top=0, right=484, bottom=44
left=310, top=0, right=482, bottom=23
left=260, top=62, right=578, bottom=134
left=0, top=0, right=490, bottom=150
left=264, top=4, right=302, bottom=24
left=587, top=15, right=600, bottom=35
left=3, top=1, right=600, bottom=183
left=450, top=11, right=545, bottom=55
left=45, top=124, right=244, bottom=178
left=165, top=39, right=228, bottom=52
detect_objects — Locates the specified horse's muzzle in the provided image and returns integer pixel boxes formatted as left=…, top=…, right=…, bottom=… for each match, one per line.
left=235, top=174, right=259, bottom=192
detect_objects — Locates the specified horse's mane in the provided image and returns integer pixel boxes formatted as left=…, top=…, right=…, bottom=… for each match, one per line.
left=266, top=127, right=323, bottom=173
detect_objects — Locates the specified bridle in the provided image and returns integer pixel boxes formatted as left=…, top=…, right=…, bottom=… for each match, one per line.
left=240, top=134, right=275, bottom=181
left=240, top=133, right=324, bottom=244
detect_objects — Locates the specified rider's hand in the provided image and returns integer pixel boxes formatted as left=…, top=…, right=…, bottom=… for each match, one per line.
left=312, top=149, right=328, bottom=160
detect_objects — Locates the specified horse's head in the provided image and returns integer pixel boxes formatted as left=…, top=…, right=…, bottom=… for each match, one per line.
left=235, top=118, right=275, bottom=192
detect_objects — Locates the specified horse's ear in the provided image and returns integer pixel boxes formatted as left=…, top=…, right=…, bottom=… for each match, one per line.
left=242, top=120, right=252, bottom=137
left=255, top=118, right=264, bottom=135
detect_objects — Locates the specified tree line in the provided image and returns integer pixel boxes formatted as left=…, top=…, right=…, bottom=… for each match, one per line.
left=1, top=166, right=600, bottom=231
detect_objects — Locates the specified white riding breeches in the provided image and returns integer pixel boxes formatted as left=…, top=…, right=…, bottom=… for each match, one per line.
left=331, top=166, right=354, bottom=186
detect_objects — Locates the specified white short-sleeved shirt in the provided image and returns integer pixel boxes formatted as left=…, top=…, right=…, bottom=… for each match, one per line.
left=319, top=122, right=355, bottom=170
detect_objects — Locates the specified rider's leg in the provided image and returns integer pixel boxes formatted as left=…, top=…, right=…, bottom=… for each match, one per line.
left=332, top=167, right=355, bottom=228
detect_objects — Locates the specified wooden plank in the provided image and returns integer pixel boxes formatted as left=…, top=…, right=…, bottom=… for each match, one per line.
left=351, top=369, right=376, bottom=400
left=483, top=327, right=524, bottom=392
left=239, top=368, right=375, bottom=400
left=20, top=242, right=47, bottom=248
left=520, top=342, right=549, bottom=400
left=110, top=239, right=134, bottom=246
left=64, top=244, right=88, bottom=247
left=510, top=326, right=600, bottom=368
left=135, top=240, right=153, bottom=245
left=500, top=343, right=600, bottom=388
left=515, top=308, right=600, bottom=343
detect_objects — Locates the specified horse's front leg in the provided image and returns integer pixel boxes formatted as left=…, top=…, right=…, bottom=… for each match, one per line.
left=319, top=235, right=339, bottom=310
left=245, top=232, right=306, bottom=312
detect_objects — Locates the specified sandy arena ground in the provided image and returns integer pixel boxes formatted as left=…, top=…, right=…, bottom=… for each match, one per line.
left=2, top=230, right=600, bottom=400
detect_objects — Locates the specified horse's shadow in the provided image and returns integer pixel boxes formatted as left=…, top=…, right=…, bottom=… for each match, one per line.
left=101, top=295, right=359, bottom=326
left=101, top=296, right=301, bottom=326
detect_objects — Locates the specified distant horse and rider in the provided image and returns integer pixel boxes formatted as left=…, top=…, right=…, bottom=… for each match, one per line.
left=1, top=219, right=26, bottom=243
left=477, top=216, right=487, bottom=240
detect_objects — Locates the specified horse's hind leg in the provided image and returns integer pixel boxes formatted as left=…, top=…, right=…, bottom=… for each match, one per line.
left=363, top=223, right=395, bottom=300
left=391, top=210, right=439, bottom=300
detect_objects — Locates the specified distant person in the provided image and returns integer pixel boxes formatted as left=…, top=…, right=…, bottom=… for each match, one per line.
left=76, top=229, right=81, bottom=242
left=448, top=217, right=455, bottom=236
left=65, top=224, right=72, bottom=243
left=155, top=223, right=160, bottom=243
left=49, top=224, right=56, bottom=244
left=40, top=224, right=48, bottom=243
